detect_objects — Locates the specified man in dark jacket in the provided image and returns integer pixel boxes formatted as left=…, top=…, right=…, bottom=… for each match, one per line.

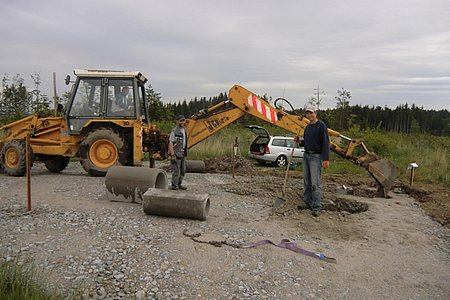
left=299, top=105, right=330, bottom=217
left=168, top=115, right=188, bottom=190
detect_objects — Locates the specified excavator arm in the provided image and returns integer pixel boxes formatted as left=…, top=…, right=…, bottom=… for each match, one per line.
left=184, top=85, right=397, bottom=197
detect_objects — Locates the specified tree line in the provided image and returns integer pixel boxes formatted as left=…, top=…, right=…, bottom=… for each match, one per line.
left=1, top=74, right=449, bottom=136
left=149, top=87, right=450, bottom=136
left=0, top=73, right=52, bottom=123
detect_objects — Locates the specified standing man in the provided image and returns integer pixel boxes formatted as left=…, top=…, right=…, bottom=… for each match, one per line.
left=299, top=105, right=330, bottom=217
left=168, top=115, right=188, bottom=190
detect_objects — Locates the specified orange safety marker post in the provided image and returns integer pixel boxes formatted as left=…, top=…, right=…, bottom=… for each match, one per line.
left=26, top=133, right=31, bottom=211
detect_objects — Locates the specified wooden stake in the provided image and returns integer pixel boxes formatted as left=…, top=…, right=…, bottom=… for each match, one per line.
left=26, top=133, right=31, bottom=211
left=410, top=167, right=415, bottom=187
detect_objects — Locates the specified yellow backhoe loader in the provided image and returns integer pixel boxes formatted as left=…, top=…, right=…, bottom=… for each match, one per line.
left=0, top=69, right=397, bottom=197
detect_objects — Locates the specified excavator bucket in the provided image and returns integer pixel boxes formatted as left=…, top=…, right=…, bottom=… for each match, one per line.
left=360, top=155, right=397, bottom=197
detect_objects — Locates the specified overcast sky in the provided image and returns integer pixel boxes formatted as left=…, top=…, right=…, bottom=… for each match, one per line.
left=1, top=0, right=449, bottom=110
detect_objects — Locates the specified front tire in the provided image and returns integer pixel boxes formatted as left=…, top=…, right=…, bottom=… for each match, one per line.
left=275, top=155, right=287, bottom=168
left=1, top=139, right=32, bottom=176
left=79, top=128, right=125, bottom=176
left=44, top=155, right=70, bottom=173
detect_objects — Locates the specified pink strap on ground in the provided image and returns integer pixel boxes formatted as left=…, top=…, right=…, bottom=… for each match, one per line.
left=242, top=239, right=337, bottom=263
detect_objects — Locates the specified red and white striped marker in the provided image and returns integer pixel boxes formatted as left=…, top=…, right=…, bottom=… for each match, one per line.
left=246, top=94, right=278, bottom=123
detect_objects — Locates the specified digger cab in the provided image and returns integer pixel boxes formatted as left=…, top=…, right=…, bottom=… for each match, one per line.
left=65, top=69, right=150, bottom=133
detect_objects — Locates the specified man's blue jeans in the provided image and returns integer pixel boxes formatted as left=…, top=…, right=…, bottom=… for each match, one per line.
left=303, top=153, right=322, bottom=211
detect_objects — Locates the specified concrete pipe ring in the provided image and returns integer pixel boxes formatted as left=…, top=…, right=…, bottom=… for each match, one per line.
left=105, top=166, right=168, bottom=203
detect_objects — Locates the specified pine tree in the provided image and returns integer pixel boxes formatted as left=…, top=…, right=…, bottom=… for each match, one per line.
left=0, top=74, right=30, bottom=124
left=30, top=72, right=51, bottom=116
left=335, top=88, right=352, bottom=130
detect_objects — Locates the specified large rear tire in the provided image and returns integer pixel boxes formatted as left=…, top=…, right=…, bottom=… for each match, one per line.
left=1, top=139, right=32, bottom=176
left=44, top=155, right=70, bottom=173
left=79, top=128, right=126, bottom=176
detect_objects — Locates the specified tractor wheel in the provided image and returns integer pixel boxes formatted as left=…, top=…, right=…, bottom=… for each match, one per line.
left=275, top=155, right=287, bottom=168
left=79, top=128, right=125, bottom=176
left=1, top=139, right=32, bottom=176
left=44, top=156, right=70, bottom=173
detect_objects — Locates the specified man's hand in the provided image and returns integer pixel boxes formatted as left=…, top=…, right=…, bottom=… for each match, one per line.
left=322, top=161, right=330, bottom=169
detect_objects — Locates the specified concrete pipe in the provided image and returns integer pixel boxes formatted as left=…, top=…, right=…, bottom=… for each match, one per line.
left=143, top=188, right=210, bottom=220
left=186, top=160, right=206, bottom=173
left=105, top=166, right=167, bottom=203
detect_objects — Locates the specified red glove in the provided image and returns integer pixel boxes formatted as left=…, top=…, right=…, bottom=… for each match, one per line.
left=322, top=161, right=330, bottom=169
left=294, top=136, right=300, bottom=143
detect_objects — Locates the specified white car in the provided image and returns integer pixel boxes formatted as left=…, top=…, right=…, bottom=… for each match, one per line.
left=246, top=125, right=304, bottom=168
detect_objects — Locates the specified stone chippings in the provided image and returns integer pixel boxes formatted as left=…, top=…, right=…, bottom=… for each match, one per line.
left=0, top=197, right=323, bottom=300
left=2, top=162, right=449, bottom=300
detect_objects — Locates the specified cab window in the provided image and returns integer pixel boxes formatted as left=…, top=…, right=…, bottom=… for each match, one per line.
left=69, top=79, right=101, bottom=117
left=107, top=79, right=135, bottom=117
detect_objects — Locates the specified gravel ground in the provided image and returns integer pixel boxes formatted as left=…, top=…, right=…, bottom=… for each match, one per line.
left=0, top=161, right=449, bottom=299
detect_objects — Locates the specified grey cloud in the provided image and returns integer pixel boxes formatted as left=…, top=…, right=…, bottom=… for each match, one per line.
left=0, top=0, right=449, bottom=110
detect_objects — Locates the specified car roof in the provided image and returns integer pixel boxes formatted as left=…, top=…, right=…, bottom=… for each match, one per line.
left=271, top=136, right=294, bottom=139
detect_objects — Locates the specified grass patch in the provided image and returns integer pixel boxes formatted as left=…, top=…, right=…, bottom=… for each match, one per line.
left=0, top=257, right=80, bottom=300
left=0, top=258, right=59, bottom=300
left=188, top=124, right=256, bottom=160
left=326, top=158, right=368, bottom=175
left=188, top=124, right=449, bottom=187
left=346, top=127, right=449, bottom=187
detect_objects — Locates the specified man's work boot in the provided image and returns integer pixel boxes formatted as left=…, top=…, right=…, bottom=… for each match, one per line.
left=171, top=185, right=179, bottom=190
left=312, top=210, right=321, bottom=217
left=178, top=185, right=187, bottom=190
left=297, top=202, right=310, bottom=210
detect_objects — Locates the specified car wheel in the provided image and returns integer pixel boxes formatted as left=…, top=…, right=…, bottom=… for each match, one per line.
left=275, top=155, right=287, bottom=168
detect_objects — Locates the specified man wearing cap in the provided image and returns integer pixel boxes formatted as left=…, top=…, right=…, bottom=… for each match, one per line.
left=168, top=115, right=188, bottom=190
left=299, top=105, right=330, bottom=217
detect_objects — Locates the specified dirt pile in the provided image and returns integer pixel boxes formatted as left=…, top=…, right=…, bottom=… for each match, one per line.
left=204, top=156, right=255, bottom=174
left=202, top=156, right=450, bottom=228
